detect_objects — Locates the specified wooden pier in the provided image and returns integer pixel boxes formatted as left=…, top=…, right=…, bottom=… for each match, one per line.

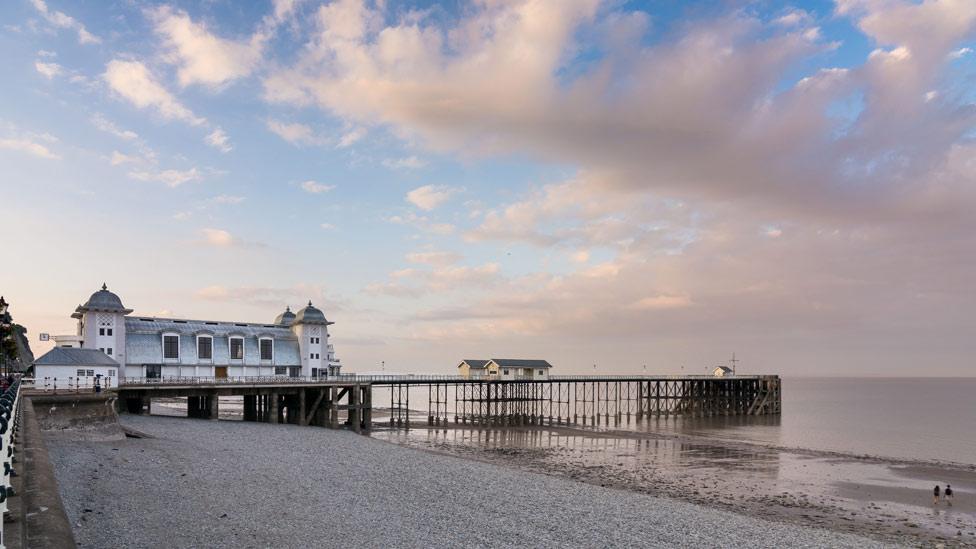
left=378, top=375, right=781, bottom=427
left=116, top=375, right=780, bottom=432
left=118, top=379, right=373, bottom=432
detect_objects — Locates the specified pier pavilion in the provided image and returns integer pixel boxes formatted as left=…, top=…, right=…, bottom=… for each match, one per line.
left=41, top=284, right=342, bottom=381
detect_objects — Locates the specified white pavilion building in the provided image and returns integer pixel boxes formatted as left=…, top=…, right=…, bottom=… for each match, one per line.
left=45, top=284, right=341, bottom=380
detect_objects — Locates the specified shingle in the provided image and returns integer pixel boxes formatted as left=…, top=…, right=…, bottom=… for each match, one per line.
left=34, top=347, right=119, bottom=366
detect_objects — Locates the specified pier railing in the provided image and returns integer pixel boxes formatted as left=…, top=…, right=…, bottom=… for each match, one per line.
left=117, top=373, right=769, bottom=387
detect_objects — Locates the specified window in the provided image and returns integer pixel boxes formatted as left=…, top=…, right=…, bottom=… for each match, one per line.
left=99, top=347, right=104, bottom=352
left=310, top=353, right=319, bottom=359
left=107, top=370, right=114, bottom=377
left=198, top=336, right=213, bottom=360
left=99, top=328, right=105, bottom=336
left=107, top=348, right=113, bottom=355
left=87, top=369, right=94, bottom=376
left=274, top=366, right=287, bottom=375
left=163, top=335, right=180, bottom=359
left=230, top=337, right=244, bottom=360
left=146, top=365, right=162, bottom=378
left=503, top=369, right=510, bottom=375
left=76, top=369, right=86, bottom=377
left=538, top=369, right=544, bottom=375
left=107, top=328, right=113, bottom=336
left=288, top=367, right=301, bottom=377
left=260, top=338, right=273, bottom=361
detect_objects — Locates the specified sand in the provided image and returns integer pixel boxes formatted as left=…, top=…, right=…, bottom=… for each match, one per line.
left=45, top=415, right=897, bottom=549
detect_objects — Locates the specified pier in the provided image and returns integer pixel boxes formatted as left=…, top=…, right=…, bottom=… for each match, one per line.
left=114, top=374, right=781, bottom=432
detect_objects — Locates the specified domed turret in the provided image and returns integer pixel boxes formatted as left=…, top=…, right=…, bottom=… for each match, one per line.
left=294, top=300, right=331, bottom=325
left=274, top=306, right=297, bottom=326
left=72, top=283, right=132, bottom=318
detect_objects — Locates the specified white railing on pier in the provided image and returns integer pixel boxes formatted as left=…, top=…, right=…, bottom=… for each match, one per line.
left=21, top=376, right=114, bottom=393
left=117, top=373, right=767, bottom=387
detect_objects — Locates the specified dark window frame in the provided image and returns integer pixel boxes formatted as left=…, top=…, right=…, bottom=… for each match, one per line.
left=163, top=335, right=180, bottom=359
left=198, top=336, right=213, bottom=360
left=229, top=337, right=244, bottom=360
left=260, top=338, right=273, bottom=361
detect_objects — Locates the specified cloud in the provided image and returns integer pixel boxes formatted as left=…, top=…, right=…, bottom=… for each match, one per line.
left=949, top=47, right=972, bottom=59
left=0, top=138, right=59, bottom=159
left=194, top=282, right=330, bottom=309
left=300, top=180, right=335, bottom=194
left=320, top=223, right=335, bottom=230
left=128, top=167, right=202, bottom=187
left=406, top=184, right=456, bottom=211
left=266, top=118, right=326, bottom=145
left=382, top=155, right=427, bottom=170
left=205, top=128, right=233, bottom=153
left=211, top=194, right=245, bottom=204
left=628, top=294, right=693, bottom=310
left=29, top=0, right=100, bottom=45
left=260, top=0, right=976, bottom=230
left=337, top=126, right=366, bottom=148
left=201, top=228, right=234, bottom=247
left=366, top=262, right=501, bottom=297
left=104, top=60, right=206, bottom=126
left=34, top=61, right=63, bottom=79
left=148, top=6, right=265, bottom=89
left=405, top=250, right=462, bottom=266
left=387, top=212, right=455, bottom=235
left=90, top=113, right=139, bottom=140
left=110, top=150, right=139, bottom=165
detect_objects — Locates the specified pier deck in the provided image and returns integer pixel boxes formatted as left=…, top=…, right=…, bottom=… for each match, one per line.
left=113, top=374, right=781, bottom=432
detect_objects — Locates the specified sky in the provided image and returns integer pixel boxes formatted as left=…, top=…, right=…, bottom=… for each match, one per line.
left=1, top=0, right=975, bottom=377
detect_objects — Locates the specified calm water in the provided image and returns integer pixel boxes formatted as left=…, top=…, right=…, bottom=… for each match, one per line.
left=157, top=377, right=976, bottom=465
left=689, top=377, right=976, bottom=465
left=372, top=377, right=976, bottom=466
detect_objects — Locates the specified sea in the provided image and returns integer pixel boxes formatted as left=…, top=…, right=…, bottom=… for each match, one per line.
left=368, top=377, right=976, bottom=466
left=154, top=377, right=976, bottom=466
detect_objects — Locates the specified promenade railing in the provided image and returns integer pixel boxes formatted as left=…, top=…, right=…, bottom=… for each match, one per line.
left=1, top=377, right=22, bottom=546
left=21, top=376, right=114, bottom=393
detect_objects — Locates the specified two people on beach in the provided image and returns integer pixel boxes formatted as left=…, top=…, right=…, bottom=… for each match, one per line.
left=933, top=484, right=953, bottom=505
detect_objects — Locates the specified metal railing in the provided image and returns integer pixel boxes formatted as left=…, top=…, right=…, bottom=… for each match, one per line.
left=21, top=376, right=114, bottom=393
left=116, top=372, right=766, bottom=387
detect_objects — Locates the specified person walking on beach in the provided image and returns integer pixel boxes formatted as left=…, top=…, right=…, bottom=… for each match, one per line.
left=933, top=485, right=940, bottom=505
left=945, top=484, right=953, bottom=505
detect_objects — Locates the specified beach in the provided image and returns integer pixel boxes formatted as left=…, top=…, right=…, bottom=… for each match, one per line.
left=373, top=421, right=976, bottom=548
left=46, top=415, right=895, bottom=549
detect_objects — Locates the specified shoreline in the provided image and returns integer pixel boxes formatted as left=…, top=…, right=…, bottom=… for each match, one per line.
left=46, top=414, right=895, bottom=549
left=369, top=422, right=976, bottom=548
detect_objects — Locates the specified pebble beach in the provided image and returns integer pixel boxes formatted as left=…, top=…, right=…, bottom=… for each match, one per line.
left=45, top=415, right=894, bottom=549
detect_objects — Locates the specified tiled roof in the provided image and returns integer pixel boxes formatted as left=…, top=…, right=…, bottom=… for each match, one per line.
left=489, top=359, right=553, bottom=369
left=124, top=317, right=301, bottom=366
left=34, top=347, right=119, bottom=367
left=459, top=359, right=490, bottom=369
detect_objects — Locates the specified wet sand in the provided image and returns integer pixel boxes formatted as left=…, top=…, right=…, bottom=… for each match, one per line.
left=370, top=420, right=976, bottom=548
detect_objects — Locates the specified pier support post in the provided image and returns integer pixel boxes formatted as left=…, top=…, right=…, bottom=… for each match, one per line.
left=362, top=385, right=372, bottom=431
left=349, top=384, right=361, bottom=433
left=243, top=395, right=256, bottom=421
left=208, top=394, right=219, bottom=420
left=270, top=392, right=279, bottom=424
left=329, top=386, right=339, bottom=429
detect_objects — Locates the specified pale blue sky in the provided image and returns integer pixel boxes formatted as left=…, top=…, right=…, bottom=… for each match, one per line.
left=2, top=0, right=975, bottom=376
